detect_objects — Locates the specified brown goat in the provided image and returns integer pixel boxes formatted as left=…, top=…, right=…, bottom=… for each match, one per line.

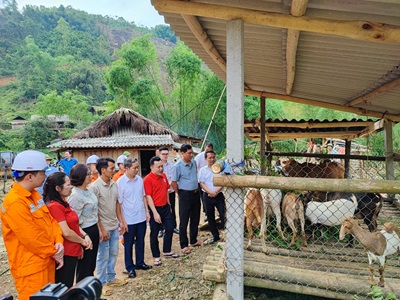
left=282, top=193, right=307, bottom=247
left=244, top=189, right=267, bottom=252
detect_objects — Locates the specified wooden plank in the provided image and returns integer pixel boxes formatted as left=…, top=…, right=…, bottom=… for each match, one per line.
left=152, top=0, right=400, bottom=44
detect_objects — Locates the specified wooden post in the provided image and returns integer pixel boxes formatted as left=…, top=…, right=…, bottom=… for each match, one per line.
left=260, top=97, right=266, bottom=175
left=384, top=119, right=394, bottom=180
left=226, top=19, right=244, bottom=300
left=344, top=140, right=351, bottom=178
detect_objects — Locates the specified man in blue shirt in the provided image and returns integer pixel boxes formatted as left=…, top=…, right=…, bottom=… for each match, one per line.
left=36, top=154, right=59, bottom=196
left=171, top=144, right=202, bottom=255
left=57, top=150, right=78, bottom=176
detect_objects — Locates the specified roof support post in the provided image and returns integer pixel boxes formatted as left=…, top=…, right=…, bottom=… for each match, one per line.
left=384, top=120, right=394, bottom=181
left=260, top=97, right=266, bottom=175
left=225, top=19, right=244, bottom=300
left=344, top=140, right=351, bottom=178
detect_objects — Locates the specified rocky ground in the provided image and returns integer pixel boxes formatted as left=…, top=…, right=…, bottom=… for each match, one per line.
left=0, top=179, right=218, bottom=299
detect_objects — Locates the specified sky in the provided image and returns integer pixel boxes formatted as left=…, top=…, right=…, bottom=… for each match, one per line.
left=15, top=0, right=165, bottom=28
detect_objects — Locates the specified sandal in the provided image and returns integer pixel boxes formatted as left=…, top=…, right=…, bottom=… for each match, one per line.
left=181, top=247, right=191, bottom=254
left=154, top=258, right=162, bottom=266
left=163, top=252, right=180, bottom=258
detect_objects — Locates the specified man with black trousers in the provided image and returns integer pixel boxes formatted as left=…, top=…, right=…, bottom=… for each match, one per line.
left=172, top=144, right=202, bottom=255
left=198, top=150, right=225, bottom=244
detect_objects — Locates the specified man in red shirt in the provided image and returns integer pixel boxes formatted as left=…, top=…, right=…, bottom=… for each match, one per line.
left=143, top=156, right=179, bottom=266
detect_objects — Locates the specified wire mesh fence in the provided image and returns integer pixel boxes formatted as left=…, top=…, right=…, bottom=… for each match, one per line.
left=212, top=156, right=400, bottom=299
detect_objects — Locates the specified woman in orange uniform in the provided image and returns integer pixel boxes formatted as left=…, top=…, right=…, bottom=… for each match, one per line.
left=1, top=150, right=64, bottom=300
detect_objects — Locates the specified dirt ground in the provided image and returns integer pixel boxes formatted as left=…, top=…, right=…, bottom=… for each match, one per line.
left=0, top=179, right=218, bottom=299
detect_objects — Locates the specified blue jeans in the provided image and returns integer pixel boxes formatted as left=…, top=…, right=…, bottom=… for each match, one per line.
left=96, top=228, right=119, bottom=285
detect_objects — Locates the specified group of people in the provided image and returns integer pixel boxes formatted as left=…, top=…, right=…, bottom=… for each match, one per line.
left=0, top=142, right=226, bottom=299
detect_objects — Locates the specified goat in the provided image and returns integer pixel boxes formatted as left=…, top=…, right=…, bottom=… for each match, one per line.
left=305, top=191, right=383, bottom=233
left=303, top=194, right=358, bottom=240
left=281, top=193, right=307, bottom=247
left=340, top=217, right=400, bottom=287
left=244, top=188, right=283, bottom=253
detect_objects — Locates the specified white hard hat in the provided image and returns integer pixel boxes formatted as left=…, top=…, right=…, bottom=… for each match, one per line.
left=12, top=150, right=49, bottom=171
left=86, top=154, right=99, bottom=165
left=117, top=154, right=127, bottom=164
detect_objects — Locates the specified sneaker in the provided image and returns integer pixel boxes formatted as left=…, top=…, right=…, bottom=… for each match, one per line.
left=173, top=228, right=180, bottom=234
left=158, top=230, right=164, bottom=238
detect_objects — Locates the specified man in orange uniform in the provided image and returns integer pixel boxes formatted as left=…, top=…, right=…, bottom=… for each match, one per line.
left=112, top=154, right=127, bottom=182
left=1, top=150, right=64, bottom=300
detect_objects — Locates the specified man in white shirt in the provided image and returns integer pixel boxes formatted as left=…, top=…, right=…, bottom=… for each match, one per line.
left=158, top=146, right=179, bottom=235
left=198, top=150, right=225, bottom=244
left=116, top=157, right=152, bottom=279
left=195, top=142, right=213, bottom=222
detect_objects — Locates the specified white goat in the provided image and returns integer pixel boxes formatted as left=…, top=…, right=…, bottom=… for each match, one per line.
left=244, top=188, right=283, bottom=253
left=340, top=217, right=400, bottom=287
left=305, top=195, right=357, bottom=239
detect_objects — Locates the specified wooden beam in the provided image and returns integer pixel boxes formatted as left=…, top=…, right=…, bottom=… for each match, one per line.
left=244, top=89, right=400, bottom=122
left=248, top=131, right=361, bottom=140
left=213, top=175, right=400, bottom=193
left=254, top=121, right=375, bottom=129
left=285, top=0, right=309, bottom=95
left=345, top=77, right=400, bottom=107
left=181, top=14, right=252, bottom=90
left=358, top=119, right=387, bottom=138
left=152, top=0, right=400, bottom=44
left=181, top=15, right=227, bottom=75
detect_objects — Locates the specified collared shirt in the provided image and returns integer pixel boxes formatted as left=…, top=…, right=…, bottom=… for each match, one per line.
left=144, top=172, right=169, bottom=207
left=163, top=161, right=174, bottom=193
left=57, top=158, right=78, bottom=176
left=172, top=158, right=198, bottom=190
left=198, top=165, right=220, bottom=192
left=68, top=186, right=98, bottom=229
left=89, top=177, right=119, bottom=231
left=116, top=174, right=146, bottom=225
left=195, top=151, right=207, bottom=173
left=1, top=182, right=63, bottom=278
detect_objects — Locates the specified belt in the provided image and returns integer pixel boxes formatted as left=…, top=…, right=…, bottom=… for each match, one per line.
left=179, top=189, right=198, bottom=193
left=155, top=204, right=169, bottom=209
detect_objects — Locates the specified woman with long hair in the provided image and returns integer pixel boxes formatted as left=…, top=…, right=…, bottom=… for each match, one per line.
left=68, top=163, right=100, bottom=282
left=44, top=172, right=92, bottom=288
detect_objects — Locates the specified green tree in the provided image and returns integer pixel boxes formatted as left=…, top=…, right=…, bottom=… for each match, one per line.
left=105, top=35, right=168, bottom=123
left=165, top=40, right=201, bottom=132
left=21, top=118, right=57, bottom=149
left=153, top=24, right=176, bottom=43
left=35, top=90, right=92, bottom=126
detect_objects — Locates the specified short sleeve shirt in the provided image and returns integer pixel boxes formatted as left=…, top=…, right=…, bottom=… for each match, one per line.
left=198, top=165, right=219, bottom=192
left=143, top=172, right=169, bottom=207
left=89, top=177, right=119, bottom=231
left=47, top=201, right=83, bottom=257
left=116, top=174, right=146, bottom=225
left=172, top=159, right=198, bottom=190
left=68, top=187, right=98, bottom=229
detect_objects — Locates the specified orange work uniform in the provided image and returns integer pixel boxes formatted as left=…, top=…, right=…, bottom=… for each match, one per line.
left=91, top=173, right=99, bottom=182
left=112, top=169, right=124, bottom=182
left=1, top=183, right=63, bottom=300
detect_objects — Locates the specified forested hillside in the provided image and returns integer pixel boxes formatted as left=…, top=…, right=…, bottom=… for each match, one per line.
left=0, top=0, right=397, bottom=154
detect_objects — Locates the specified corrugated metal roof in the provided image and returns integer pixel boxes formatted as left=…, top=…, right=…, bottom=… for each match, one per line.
left=48, top=134, right=174, bottom=149
left=244, top=118, right=384, bottom=141
left=152, top=0, right=400, bottom=121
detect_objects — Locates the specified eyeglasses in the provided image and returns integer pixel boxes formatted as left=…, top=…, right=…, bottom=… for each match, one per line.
left=87, top=172, right=92, bottom=176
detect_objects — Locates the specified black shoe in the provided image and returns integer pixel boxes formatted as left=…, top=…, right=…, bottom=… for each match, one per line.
left=158, top=230, right=164, bottom=238
left=173, top=228, right=180, bottom=234
left=128, top=270, right=136, bottom=278
left=137, top=263, right=152, bottom=270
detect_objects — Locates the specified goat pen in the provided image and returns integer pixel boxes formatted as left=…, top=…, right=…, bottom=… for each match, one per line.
left=202, top=175, right=400, bottom=300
